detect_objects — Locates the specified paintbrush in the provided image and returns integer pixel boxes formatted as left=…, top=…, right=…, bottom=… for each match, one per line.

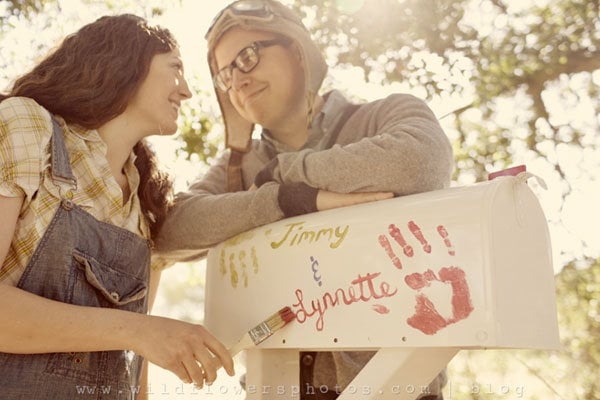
left=213, top=306, right=296, bottom=369
left=229, top=306, right=295, bottom=356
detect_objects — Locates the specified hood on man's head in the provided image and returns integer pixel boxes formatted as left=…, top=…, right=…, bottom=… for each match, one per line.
left=206, top=0, right=328, bottom=152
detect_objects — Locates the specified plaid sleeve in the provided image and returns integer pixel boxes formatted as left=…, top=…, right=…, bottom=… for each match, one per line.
left=0, top=97, right=53, bottom=199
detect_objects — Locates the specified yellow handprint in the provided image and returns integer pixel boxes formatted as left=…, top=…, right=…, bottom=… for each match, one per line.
left=218, top=231, right=259, bottom=288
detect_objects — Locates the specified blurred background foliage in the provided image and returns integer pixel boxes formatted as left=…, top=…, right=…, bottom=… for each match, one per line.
left=1, top=0, right=599, bottom=398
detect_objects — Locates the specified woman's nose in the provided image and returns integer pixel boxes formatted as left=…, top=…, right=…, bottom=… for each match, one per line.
left=178, top=77, right=192, bottom=99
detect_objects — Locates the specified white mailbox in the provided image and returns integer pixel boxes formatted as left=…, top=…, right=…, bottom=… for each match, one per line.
left=204, top=170, right=559, bottom=399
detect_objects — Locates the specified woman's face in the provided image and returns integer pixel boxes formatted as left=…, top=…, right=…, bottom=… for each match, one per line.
left=214, top=27, right=306, bottom=131
left=126, top=48, right=192, bottom=136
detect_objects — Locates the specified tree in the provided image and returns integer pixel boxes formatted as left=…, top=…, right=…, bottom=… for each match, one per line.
left=551, top=257, right=600, bottom=398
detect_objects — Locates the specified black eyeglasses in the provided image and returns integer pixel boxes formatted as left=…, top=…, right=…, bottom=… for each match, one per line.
left=213, top=37, right=291, bottom=92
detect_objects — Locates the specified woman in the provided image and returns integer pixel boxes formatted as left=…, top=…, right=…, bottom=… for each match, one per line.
left=0, top=14, right=234, bottom=398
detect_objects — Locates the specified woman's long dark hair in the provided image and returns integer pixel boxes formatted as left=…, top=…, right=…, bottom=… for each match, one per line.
left=0, top=14, right=176, bottom=238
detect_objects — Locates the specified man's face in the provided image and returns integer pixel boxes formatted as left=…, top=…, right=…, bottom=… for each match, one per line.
left=214, top=27, right=306, bottom=132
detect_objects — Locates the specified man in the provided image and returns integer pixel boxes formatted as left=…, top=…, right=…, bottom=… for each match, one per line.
left=156, top=1, right=453, bottom=399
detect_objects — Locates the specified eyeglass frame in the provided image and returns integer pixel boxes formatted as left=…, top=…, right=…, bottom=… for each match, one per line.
left=212, top=37, right=292, bottom=92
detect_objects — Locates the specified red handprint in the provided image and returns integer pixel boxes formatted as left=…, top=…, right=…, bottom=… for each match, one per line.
left=378, top=221, right=453, bottom=266
left=390, top=224, right=414, bottom=257
left=378, top=234, right=402, bottom=269
left=377, top=220, right=474, bottom=334
left=437, top=225, right=455, bottom=256
left=408, top=221, right=431, bottom=253
left=404, top=266, right=474, bottom=335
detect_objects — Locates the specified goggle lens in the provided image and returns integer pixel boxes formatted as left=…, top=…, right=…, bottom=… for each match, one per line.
left=206, top=0, right=272, bottom=39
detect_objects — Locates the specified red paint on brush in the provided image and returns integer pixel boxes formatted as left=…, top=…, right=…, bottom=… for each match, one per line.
left=279, top=306, right=296, bottom=323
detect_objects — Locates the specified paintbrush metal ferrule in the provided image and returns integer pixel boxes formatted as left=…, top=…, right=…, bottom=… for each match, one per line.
left=248, top=321, right=274, bottom=345
left=247, top=306, right=295, bottom=346
left=215, top=306, right=296, bottom=369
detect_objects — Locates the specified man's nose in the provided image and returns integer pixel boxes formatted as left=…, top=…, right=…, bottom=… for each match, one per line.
left=230, top=67, right=252, bottom=91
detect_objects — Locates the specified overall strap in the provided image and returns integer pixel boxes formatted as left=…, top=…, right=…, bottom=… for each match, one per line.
left=49, top=117, right=77, bottom=190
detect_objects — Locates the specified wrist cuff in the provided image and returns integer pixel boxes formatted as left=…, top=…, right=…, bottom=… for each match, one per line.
left=278, top=183, right=318, bottom=217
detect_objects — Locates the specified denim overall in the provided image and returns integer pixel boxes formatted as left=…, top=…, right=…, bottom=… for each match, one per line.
left=0, top=119, right=151, bottom=399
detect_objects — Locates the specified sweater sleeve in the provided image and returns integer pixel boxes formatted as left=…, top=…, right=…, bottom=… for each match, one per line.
left=271, top=94, right=454, bottom=195
left=153, top=150, right=285, bottom=260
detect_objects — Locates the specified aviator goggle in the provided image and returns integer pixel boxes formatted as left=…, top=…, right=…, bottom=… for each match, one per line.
left=204, top=0, right=306, bottom=40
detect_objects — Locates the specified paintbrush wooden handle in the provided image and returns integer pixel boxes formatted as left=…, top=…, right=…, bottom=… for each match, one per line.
left=210, top=306, right=294, bottom=371
left=228, top=333, right=253, bottom=357
left=212, top=333, right=253, bottom=370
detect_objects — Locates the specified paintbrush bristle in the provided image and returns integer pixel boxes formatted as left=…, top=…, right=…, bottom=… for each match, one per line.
left=247, top=306, right=295, bottom=346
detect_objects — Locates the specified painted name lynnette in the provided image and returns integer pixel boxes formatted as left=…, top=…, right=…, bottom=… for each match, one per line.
left=292, top=265, right=474, bottom=334
left=293, top=271, right=397, bottom=331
